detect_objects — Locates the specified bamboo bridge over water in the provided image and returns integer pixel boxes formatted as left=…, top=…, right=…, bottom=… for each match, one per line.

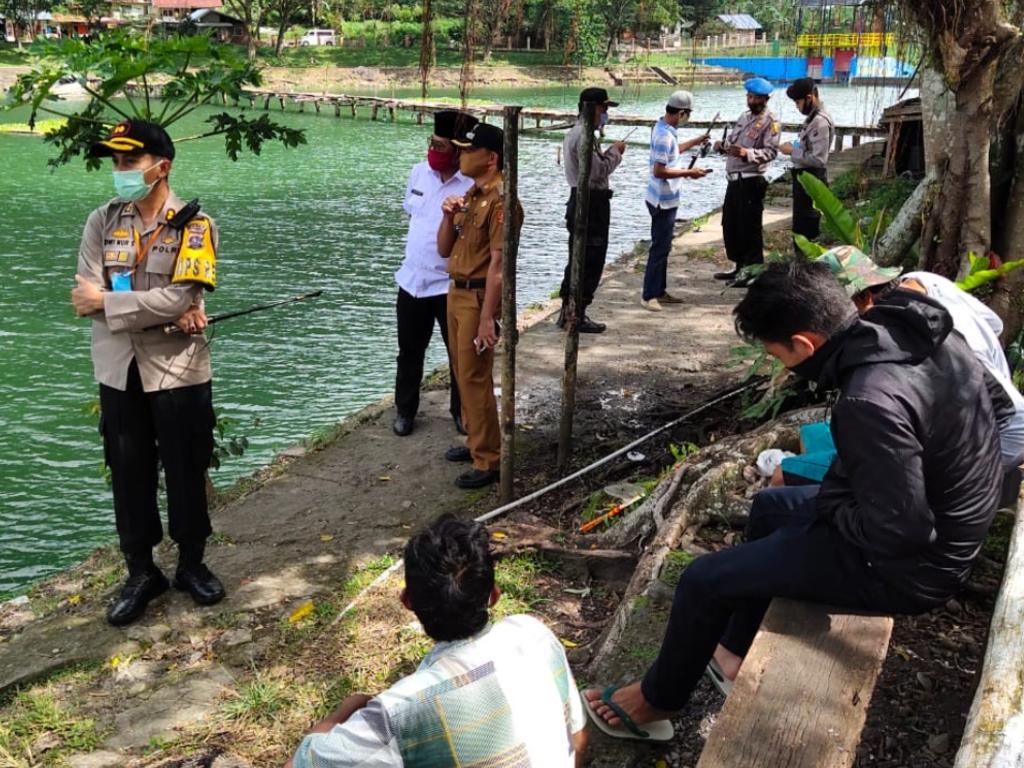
left=124, top=84, right=889, bottom=152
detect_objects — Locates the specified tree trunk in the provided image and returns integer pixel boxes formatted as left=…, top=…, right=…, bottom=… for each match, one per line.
left=899, top=0, right=1019, bottom=278
left=874, top=171, right=940, bottom=268
left=274, top=17, right=288, bottom=55
left=918, top=66, right=996, bottom=278
left=989, top=95, right=1024, bottom=344
left=419, top=0, right=433, bottom=99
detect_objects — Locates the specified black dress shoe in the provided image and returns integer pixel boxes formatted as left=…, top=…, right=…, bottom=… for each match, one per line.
left=578, top=315, right=607, bottom=334
left=107, top=567, right=169, bottom=626
left=452, top=413, right=467, bottom=436
left=174, top=562, right=226, bottom=606
left=445, top=446, right=472, bottom=462
left=392, top=414, right=414, bottom=437
left=455, top=468, right=500, bottom=489
left=714, top=269, right=739, bottom=281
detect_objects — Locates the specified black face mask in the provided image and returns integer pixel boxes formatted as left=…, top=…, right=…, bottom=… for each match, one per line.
left=799, top=99, right=815, bottom=116
left=749, top=101, right=766, bottom=115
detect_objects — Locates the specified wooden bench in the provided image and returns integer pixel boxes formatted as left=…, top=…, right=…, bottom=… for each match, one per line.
left=697, top=599, right=893, bottom=768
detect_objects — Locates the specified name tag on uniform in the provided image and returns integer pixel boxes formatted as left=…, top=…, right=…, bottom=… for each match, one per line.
left=410, top=189, right=424, bottom=196
left=110, top=270, right=133, bottom=292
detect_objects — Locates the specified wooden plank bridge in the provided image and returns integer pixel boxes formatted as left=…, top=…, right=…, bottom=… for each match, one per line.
left=124, top=84, right=889, bottom=152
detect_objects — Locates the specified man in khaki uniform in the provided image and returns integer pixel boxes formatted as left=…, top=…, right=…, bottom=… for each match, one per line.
left=70, top=120, right=226, bottom=626
left=437, top=124, right=523, bottom=490
left=713, top=77, right=780, bottom=284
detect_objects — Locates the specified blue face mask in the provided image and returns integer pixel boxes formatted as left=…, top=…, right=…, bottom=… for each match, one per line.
left=112, top=163, right=160, bottom=202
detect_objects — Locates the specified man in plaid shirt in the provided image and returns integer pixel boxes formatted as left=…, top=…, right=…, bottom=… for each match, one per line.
left=286, top=515, right=588, bottom=767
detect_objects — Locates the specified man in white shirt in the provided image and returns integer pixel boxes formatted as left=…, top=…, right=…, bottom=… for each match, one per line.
left=393, top=110, right=478, bottom=437
left=286, top=515, right=589, bottom=767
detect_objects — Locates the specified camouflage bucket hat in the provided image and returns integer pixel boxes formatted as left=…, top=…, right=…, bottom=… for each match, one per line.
left=817, top=245, right=902, bottom=297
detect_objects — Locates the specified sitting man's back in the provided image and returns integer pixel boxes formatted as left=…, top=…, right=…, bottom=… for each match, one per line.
left=288, top=515, right=586, bottom=767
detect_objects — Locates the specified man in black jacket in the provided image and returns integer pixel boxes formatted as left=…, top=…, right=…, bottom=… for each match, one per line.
left=585, top=259, right=1002, bottom=734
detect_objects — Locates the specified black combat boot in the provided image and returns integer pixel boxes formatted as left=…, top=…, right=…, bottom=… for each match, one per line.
left=106, top=551, right=169, bottom=626
left=173, top=541, right=226, bottom=606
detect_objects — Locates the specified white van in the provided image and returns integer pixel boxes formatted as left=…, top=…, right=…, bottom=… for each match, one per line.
left=299, top=29, right=337, bottom=46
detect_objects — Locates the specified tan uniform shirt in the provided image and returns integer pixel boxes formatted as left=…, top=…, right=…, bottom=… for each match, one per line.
left=447, top=174, right=524, bottom=281
left=76, top=192, right=216, bottom=392
left=792, top=106, right=835, bottom=171
left=722, top=110, right=780, bottom=175
left=562, top=120, right=623, bottom=190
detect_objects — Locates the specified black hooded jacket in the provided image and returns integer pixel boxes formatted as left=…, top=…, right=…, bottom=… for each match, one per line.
left=800, top=290, right=1002, bottom=606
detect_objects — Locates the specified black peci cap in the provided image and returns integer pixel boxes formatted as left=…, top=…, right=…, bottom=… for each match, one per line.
left=452, top=123, right=504, bottom=156
left=89, top=119, right=176, bottom=160
left=786, top=77, right=817, bottom=101
left=433, top=110, right=479, bottom=141
left=578, top=86, right=619, bottom=107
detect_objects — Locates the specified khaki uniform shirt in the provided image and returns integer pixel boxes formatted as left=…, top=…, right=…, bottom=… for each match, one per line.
left=722, top=110, right=780, bottom=175
left=792, top=106, right=835, bottom=171
left=447, top=174, right=524, bottom=281
left=76, top=192, right=216, bottom=392
left=562, top=120, right=623, bottom=190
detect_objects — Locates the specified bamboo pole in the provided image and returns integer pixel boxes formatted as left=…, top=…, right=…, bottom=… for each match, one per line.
left=557, top=102, right=597, bottom=469
left=499, top=106, right=523, bottom=503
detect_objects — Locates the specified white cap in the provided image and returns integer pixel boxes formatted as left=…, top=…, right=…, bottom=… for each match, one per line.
left=667, top=90, right=694, bottom=111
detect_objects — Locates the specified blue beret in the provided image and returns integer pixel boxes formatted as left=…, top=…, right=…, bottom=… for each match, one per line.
left=744, top=77, right=773, bottom=96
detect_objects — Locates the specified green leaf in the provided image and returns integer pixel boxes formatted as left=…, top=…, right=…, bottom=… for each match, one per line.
left=956, top=258, right=1024, bottom=293
left=793, top=234, right=825, bottom=260
left=798, top=172, right=863, bottom=249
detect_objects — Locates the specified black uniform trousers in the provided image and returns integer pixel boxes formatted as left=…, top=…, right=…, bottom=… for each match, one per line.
left=639, top=485, right=934, bottom=711
left=792, top=167, right=829, bottom=249
left=560, top=188, right=612, bottom=309
left=99, top=359, right=215, bottom=557
left=721, top=176, right=769, bottom=269
left=394, top=287, right=461, bottom=420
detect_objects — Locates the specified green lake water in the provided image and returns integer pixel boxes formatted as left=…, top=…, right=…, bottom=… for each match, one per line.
left=0, top=83, right=911, bottom=596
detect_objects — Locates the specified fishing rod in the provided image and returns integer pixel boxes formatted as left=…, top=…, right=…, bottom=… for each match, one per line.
left=159, top=290, right=324, bottom=334
left=689, top=111, right=721, bottom=169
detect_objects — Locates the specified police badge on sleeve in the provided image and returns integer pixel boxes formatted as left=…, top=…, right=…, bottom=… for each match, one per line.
left=172, top=218, right=217, bottom=290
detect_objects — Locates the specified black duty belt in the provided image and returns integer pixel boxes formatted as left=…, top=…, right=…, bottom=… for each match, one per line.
left=452, top=278, right=486, bottom=290
left=569, top=188, right=614, bottom=199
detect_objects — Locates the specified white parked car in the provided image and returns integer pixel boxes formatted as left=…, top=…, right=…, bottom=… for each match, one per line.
left=299, top=29, right=337, bottom=46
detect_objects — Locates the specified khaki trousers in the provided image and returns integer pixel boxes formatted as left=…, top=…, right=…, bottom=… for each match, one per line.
left=447, top=286, right=500, bottom=471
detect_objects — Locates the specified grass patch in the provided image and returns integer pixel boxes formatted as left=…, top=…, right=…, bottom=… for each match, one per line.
left=341, top=554, right=396, bottom=602
left=494, top=552, right=548, bottom=616
left=223, top=673, right=290, bottom=722
left=256, top=45, right=566, bottom=69
left=0, top=689, right=104, bottom=764
left=660, top=549, right=697, bottom=587
left=0, top=44, right=29, bottom=65
left=0, top=118, right=67, bottom=135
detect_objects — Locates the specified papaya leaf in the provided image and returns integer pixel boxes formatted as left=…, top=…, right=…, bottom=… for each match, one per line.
left=793, top=234, right=825, bottom=260
left=798, top=172, right=863, bottom=249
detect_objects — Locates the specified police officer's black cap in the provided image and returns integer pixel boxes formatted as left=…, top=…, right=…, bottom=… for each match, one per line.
left=433, top=110, right=478, bottom=141
left=452, top=123, right=504, bottom=156
left=786, top=78, right=817, bottom=101
left=578, top=87, right=619, bottom=107
left=89, top=119, right=176, bottom=160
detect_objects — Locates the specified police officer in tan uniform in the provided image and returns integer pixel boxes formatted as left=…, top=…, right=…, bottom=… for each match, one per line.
left=437, top=124, right=524, bottom=489
left=714, top=77, right=780, bottom=284
left=70, top=120, right=225, bottom=625
left=780, top=77, right=835, bottom=250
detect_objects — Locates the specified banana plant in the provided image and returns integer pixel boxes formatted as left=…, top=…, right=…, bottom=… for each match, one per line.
left=3, top=30, right=306, bottom=169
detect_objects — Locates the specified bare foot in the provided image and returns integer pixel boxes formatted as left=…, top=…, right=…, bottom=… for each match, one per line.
left=582, top=683, right=674, bottom=728
left=713, top=644, right=742, bottom=681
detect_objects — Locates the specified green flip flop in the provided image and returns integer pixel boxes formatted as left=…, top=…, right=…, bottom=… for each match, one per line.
left=583, top=686, right=675, bottom=742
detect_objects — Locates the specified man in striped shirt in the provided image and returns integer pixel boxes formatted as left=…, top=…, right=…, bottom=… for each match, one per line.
left=642, top=91, right=711, bottom=312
